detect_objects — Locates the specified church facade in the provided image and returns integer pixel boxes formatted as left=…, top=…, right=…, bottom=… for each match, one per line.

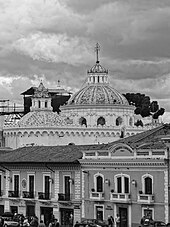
left=3, top=45, right=152, bottom=149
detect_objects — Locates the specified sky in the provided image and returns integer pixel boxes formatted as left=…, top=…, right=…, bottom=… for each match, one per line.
left=0, top=0, right=170, bottom=122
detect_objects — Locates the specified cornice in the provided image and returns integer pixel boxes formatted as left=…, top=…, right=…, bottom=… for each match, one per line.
left=81, top=161, right=166, bottom=167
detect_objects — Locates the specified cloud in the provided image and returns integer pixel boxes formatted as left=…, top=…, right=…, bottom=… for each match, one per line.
left=13, top=32, right=92, bottom=65
left=0, top=0, right=170, bottom=122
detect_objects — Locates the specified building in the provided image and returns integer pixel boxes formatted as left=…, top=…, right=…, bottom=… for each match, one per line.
left=2, top=44, right=153, bottom=149
left=80, top=124, right=170, bottom=227
left=0, top=124, right=170, bottom=227
left=0, top=145, right=87, bottom=225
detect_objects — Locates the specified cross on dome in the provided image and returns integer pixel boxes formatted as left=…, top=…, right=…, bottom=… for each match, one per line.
left=95, top=43, right=100, bottom=63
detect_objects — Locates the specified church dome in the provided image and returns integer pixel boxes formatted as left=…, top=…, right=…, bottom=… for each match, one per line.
left=67, top=43, right=129, bottom=107
left=67, top=84, right=129, bottom=106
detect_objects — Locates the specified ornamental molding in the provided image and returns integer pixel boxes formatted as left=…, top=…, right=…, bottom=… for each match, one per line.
left=81, top=162, right=166, bottom=167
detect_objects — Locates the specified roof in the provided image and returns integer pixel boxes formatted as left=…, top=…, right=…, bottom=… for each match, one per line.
left=1, top=124, right=170, bottom=164
left=21, top=87, right=71, bottom=96
left=0, top=144, right=106, bottom=163
left=106, top=123, right=170, bottom=149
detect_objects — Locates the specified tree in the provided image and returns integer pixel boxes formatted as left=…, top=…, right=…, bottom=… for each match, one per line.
left=123, top=93, right=165, bottom=119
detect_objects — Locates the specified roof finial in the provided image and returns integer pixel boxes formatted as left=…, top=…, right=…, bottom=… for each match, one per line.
left=95, top=43, right=100, bottom=63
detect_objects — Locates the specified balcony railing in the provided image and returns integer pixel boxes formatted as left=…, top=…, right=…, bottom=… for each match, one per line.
left=110, top=192, right=131, bottom=203
left=8, top=190, right=20, bottom=198
left=38, top=192, right=51, bottom=200
left=137, top=194, right=154, bottom=204
left=90, top=192, right=104, bottom=200
left=58, top=193, right=71, bottom=201
left=23, top=191, right=35, bottom=199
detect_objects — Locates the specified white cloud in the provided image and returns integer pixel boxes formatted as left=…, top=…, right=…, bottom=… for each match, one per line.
left=13, top=32, right=92, bottom=65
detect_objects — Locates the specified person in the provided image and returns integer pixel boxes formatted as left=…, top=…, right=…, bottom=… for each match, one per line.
left=39, top=220, right=45, bottom=227
left=54, top=219, right=59, bottom=227
left=0, top=217, right=4, bottom=227
left=30, top=216, right=38, bottom=227
left=108, top=216, right=114, bottom=227
left=115, top=214, right=120, bottom=227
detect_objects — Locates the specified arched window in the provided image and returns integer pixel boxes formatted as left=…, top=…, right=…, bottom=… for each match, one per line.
left=96, top=175, right=103, bottom=192
left=97, top=117, right=105, bottom=126
left=145, top=177, right=152, bottom=194
left=94, top=173, right=104, bottom=192
left=129, top=117, right=133, bottom=126
left=79, top=117, right=87, bottom=127
left=115, top=174, right=130, bottom=193
left=116, top=117, right=123, bottom=126
left=142, top=174, right=153, bottom=195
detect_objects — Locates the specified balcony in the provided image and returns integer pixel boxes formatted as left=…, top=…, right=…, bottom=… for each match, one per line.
left=8, top=190, right=20, bottom=198
left=38, top=192, right=51, bottom=200
left=23, top=191, right=35, bottom=199
left=137, top=194, right=154, bottom=204
left=58, top=193, right=71, bottom=201
left=90, top=192, right=104, bottom=200
left=110, top=192, right=131, bottom=203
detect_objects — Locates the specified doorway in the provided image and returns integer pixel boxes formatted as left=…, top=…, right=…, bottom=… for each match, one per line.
left=40, top=207, right=53, bottom=226
left=10, top=206, right=18, bottom=214
left=0, top=205, right=4, bottom=216
left=119, top=207, right=128, bottom=227
left=60, top=208, right=73, bottom=227
left=26, top=205, right=35, bottom=218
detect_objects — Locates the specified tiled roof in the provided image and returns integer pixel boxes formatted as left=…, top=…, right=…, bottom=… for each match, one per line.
left=106, top=124, right=170, bottom=149
left=0, top=144, right=106, bottom=163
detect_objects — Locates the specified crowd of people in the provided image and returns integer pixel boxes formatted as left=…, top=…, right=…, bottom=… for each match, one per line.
left=0, top=214, right=60, bottom=227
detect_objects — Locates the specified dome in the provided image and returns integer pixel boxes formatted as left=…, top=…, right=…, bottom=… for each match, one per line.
left=67, top=43, right=129, bottom=107
left=17, top=111, right=64, bottom=127
left=67, top=84, right=129, bottom=106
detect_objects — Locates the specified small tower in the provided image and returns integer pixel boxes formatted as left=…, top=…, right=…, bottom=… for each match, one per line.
left=87, top=43, right=109, bottom=84
left=30, top=82, right=52, bottom=112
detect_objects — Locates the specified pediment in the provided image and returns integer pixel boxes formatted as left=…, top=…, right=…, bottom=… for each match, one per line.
left=109, top=143, right=133, bottom=157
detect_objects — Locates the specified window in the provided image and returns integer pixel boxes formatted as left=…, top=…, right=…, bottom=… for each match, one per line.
left=64, top=176, right=71, bottom=200
left=96, top=176, right=103, bottom=192
left=79, top=117, right=87, bottom=127
left=142, top=208, right=154, bottom=220
left=0, top=175, right=2, bottom=196
left=142, top=174, right=153, bottom=195
left=145, top=177, right=152, bottom=194
left=97, top=117, right=105, bottom=126
left=115, top=175, right=129, bottom=193
left=44, top=176, right=50, bottom=199
left=29, top=175, right=34, bottom=198
left=45, top=101, right=48, bottom=108
left=94, top=174, right=104, bottom=192
left=116, top=117, right=123, bottom=126
left=38, top=101, right=41, bottom=108
left=13, top=175, right=19, bottom=197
